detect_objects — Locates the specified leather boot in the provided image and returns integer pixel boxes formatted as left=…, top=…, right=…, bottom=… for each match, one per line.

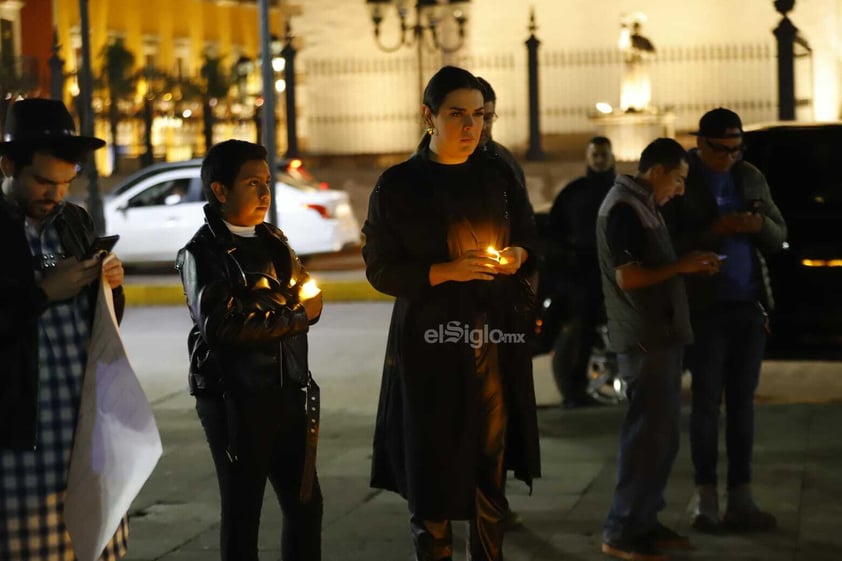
left=410, top=516, right=453, bottom=561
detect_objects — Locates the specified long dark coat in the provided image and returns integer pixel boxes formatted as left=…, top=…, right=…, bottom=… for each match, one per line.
left=362, top=149, right=541, bottom=519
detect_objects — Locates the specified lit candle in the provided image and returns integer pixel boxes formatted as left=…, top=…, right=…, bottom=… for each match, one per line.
left=298, top=279, right=321, bottom=300
left=486, top=246, right=508, bottom=265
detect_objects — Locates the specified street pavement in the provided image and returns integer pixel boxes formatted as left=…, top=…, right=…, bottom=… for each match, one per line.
left=80, top=150, right=842, bottom=559
left=117, top=301, right=842, bottom=561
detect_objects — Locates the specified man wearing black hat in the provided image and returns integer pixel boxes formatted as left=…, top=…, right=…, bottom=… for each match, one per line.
left=663, top=108, right=787, bottom=534
left=0, top=98, right=128, bottom=560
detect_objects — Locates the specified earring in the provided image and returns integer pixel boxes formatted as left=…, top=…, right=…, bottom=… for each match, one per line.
left=426, top=125, right=436, bottom=136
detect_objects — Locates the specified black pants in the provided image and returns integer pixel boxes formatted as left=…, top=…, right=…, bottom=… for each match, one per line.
left=687, top=302, right=767, bottom=488
left=411, top=341, right=508, bottom=561
left=554, top=285, right=602, bottom=402
left=196, top=385, right=323, bottom=561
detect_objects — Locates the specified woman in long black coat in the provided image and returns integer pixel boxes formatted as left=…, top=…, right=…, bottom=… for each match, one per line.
left=362, top=66, right=541, bottom=561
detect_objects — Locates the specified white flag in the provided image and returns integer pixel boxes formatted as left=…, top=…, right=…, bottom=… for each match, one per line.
left=65, top=280, right=163, bottom=561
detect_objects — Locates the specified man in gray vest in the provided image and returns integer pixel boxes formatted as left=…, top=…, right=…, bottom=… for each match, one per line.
left=663, top=108, right=786, bottom=533
left=598, top=138, right=721, bottom=561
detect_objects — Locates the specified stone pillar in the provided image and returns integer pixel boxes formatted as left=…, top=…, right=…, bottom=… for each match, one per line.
left=773, top=0, right=798, bottom=120
left=525, top=10, right=544, bottom=161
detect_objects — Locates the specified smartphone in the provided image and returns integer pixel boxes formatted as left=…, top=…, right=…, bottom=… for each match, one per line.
left=86, top=235, right=120, bottom=259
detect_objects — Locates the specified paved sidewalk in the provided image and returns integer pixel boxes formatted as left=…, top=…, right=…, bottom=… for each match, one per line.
left=123, top=392, right=842, bottom=561
left=117, top=259, right=842, bottom=560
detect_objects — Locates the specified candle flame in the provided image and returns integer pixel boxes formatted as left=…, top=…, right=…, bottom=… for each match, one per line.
left=486, top=246, right=501, bottom=263
left=298, top=279, right=321, bottom=299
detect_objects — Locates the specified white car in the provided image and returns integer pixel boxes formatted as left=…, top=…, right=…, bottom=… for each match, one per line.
left=103, top=159, right=360, bottom=264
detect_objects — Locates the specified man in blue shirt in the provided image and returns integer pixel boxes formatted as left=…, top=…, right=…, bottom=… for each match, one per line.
left=663, top=108, right=787, bottom=534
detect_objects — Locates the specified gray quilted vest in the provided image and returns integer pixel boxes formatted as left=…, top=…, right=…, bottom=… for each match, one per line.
left=596, top=175, right=693, bottom=352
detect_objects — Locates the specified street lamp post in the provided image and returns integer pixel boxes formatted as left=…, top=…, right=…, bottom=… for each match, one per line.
left=366, top=0, right=471, bottom=105
left=257, top=0, right=278, bottom=223
left=78, top=0, right=104, bottom=234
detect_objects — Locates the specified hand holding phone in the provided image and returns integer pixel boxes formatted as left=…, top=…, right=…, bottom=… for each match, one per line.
left=86, top=235, right=120, bottom=259
left=745, top=199, right=763, bottom=214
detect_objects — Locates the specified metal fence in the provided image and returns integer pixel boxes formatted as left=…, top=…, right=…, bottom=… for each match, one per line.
left=300, top=42, right=780, bottom=155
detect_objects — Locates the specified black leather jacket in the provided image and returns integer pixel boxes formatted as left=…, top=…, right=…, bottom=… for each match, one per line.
left=0, top=197, right=125, bottom=451
left=176, top=205, right=318, bottom=396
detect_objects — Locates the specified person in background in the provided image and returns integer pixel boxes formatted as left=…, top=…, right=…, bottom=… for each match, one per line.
left=363, top=65, right=540, bottom=561
left=475, top=76, right=526, bottom=189
left=0, top=98, right=127, bottom=561
left=663, top=108, right=787, bottom=534
left=176, top=140, right=324, bottom=561
left=597, top=138, right=721, bottom=561
left=546, top=136, right=616, bottom=408
left=475, top=75, right=532, bottom=531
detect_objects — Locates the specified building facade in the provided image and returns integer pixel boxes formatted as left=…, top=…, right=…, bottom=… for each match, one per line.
left=10, top=0, right=842, bottom=161
left=17, top=0, right=294, bottom=173
left=293, top=0, right=841, bottom=155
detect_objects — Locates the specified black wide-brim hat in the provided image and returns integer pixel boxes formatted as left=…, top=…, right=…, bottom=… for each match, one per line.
left=0, top=98, right=105, bottom=153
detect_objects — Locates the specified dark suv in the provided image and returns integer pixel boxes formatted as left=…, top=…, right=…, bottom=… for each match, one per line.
left=742, top=123, right=842, bottom=354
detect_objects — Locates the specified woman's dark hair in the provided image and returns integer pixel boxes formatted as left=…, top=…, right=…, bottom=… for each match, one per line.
left=422, top=65, right=483, bottom=115
left=637, top=137, right=687, bottom=173
left=201, top=139, right=267, bottom=209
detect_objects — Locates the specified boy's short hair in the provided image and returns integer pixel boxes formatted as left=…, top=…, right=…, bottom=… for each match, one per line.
left=201, top=140, right=267, bottom=209
left=637, top=138, right=687, bottom=173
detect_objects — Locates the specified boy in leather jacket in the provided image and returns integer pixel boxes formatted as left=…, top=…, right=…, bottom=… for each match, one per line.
left=176, top=140, right=323, bottom=561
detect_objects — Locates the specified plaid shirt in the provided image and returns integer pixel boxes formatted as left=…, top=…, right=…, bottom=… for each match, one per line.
left=0, top=205, right=128, bottom=560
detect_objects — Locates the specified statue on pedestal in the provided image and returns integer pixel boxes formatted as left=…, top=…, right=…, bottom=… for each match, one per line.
left=618, top=13, right=655, bottom=112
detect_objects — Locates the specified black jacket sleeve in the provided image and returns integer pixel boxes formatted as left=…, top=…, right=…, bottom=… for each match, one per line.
left=362, top=180, right=432, bottom=299
left=178, top=243, right=310, bottom=348
left=504, top=166, right=540, bottom=275
left=478, top=151, right=539, bottom=273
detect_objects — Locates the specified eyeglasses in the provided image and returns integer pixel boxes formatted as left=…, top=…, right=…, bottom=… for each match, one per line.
left=704, top=138, right=745, bottom=155
left=483, top=113, right=498, bottom=124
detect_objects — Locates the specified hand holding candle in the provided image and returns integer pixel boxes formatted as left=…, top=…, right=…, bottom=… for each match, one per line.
left=495, top=246, right=527, bottom=275
left=487, top=246, right=511, bottom=266
left=297, top=278, right=323, bottom=321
